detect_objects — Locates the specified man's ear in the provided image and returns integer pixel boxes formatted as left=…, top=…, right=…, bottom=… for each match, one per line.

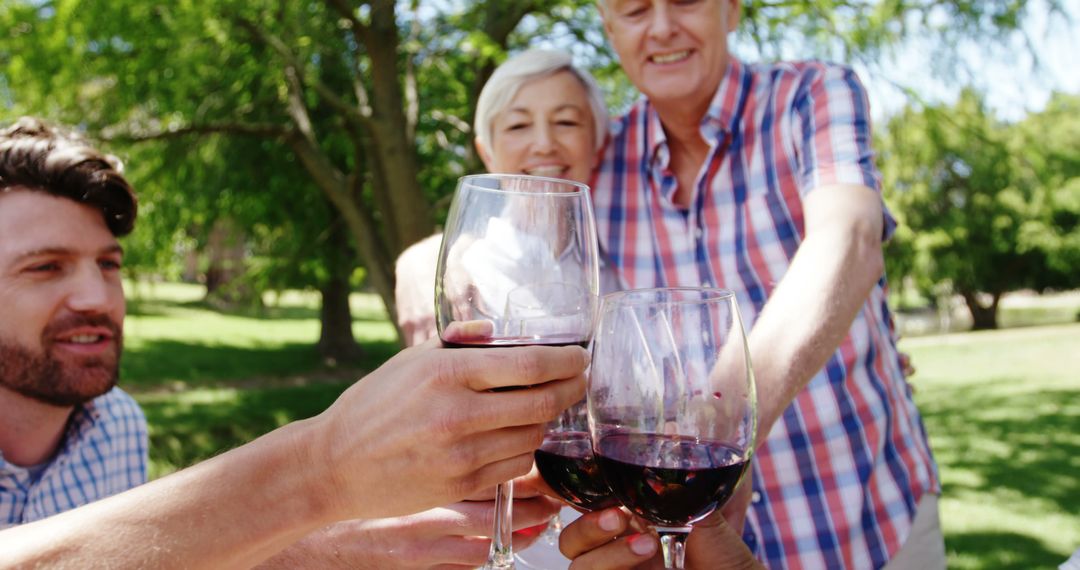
left=726, top=0, right=742, bottom=33
left=475, top=136, right=496, bottom=172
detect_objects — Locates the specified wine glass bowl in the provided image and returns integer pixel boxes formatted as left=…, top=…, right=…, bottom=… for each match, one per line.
left=434, top=174, right=600, bottom=569
left=534, top=399, right=620, bottom=512
left=588, top=287, right=757, bottom=569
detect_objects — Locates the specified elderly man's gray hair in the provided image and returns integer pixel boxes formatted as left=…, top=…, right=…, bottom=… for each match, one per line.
left=474, top=49, right=609, bottom=154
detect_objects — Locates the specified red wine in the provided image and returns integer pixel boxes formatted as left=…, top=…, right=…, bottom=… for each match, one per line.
left=534, top=432, right=619, bottom=511
left=595, top=433, right=748, bottom=528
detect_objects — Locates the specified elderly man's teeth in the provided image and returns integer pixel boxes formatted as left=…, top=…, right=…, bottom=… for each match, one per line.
left=652, top=51, right=690, bottom=64
left=527, top=166, right=564, bottom=177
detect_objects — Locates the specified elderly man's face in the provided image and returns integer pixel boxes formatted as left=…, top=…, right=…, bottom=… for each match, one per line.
left=479, top=70, right=598, bottom=185
left=600, top=0, right=740, bottom=112
left=0, top=189, right=125, bottom=407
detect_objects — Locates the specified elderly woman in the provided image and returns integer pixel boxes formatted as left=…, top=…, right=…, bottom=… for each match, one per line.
left=264, top=49, right=606, bottom=569
left=395, top=48, right=609, bottom=347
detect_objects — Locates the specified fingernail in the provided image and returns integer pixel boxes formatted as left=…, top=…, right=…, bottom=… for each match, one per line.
left=598, top=509, right=619, bottom=531
left=629, top=533, right=657, bottom=556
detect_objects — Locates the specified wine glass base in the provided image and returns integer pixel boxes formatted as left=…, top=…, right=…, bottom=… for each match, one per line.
left=483, top=544, right=515, bottom=569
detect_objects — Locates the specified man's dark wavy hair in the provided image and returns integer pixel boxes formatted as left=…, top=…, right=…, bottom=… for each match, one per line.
left=0, top=117, right=137, bottom=236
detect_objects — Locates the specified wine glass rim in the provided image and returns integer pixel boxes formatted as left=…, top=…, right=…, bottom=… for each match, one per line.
left=459, top=173, right=591, bottom=195
left=601, top=287, right=736, bottom=307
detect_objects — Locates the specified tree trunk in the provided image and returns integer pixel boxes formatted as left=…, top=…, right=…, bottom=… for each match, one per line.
left=961, top=290, right=1001, bottom=330
left=203, top=218, right=261, bottom=310
left=317, top=215, right=364, bottom=364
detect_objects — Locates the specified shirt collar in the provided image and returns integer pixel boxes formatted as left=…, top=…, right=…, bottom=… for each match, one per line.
left=0, top=397, right=101, bottom=479
left=704, top=57, right=749, bottom=136
left=644, top=57, right=749, bottom=170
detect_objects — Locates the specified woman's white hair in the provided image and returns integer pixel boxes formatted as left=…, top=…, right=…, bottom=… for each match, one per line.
left=474, top=49, right=609, bottom=153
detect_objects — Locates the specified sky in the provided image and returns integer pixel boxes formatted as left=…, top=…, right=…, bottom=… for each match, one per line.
left=850, top=0, right=1080, bottom=122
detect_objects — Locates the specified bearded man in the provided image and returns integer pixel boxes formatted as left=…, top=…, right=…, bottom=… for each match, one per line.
left=0, top=117, right=146, bottom=528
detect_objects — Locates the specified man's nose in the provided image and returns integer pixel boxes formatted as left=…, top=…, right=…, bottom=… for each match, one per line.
left=66, top=263, right=114, bottom=314
left=648, top=3, right=677, bottom=41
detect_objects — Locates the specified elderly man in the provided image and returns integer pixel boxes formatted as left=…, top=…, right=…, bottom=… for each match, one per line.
left=0, top=117, right=587, bottom=567
left=562, top=1, right=943, bottom=569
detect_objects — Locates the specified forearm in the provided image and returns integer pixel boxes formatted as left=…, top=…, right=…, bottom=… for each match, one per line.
left=0, top=418, right=331, bottom=569
left=748, top=201, right=884, bottom=439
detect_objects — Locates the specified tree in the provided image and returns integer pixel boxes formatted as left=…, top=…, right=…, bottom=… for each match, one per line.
left=1009, top=93, right=1080, bottom=290
left=879, top=90, right=1078, bottom=329
left=2, top=0, right=1056, bottom=343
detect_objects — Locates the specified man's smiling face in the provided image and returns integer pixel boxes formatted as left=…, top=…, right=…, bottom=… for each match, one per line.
left=0, top=189, right=125, bottom=407
left=599, top=0, right=741, bottom=113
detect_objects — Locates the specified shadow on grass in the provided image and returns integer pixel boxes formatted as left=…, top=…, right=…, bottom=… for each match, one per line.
left=121, top=338, right=399, bottom=388
left=126, top=296, right=389, bottom=322
left=138, top=382, right=351, bottom=478
left=920, top=380, right=1080, bottom=517
left=946, top=530, right=1067, bottom=570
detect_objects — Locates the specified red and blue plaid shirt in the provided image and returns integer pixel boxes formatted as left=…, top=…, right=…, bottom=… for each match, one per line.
left=591, top=58, right=939, bottom=569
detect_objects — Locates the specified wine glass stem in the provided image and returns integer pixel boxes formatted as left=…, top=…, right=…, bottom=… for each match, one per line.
left=483, top=480, right=514, bottom=569
left=657, top=528, right=691, bottom=569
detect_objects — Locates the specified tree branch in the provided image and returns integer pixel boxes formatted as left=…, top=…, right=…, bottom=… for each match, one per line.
left=233, top=15, right=370, bottom=128
left=100, top=122, right=293, bottom=143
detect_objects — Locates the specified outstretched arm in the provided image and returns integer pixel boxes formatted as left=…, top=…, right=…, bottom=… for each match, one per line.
left=748, top=183, right=884, bottom=441
left=0, top=341, right=588, bottom=568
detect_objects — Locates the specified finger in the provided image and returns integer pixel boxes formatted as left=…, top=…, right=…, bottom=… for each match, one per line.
left=440, top=496, right=561, bottom=536
left=559, top=508, right=629, bottom=559
left=487, top=375, right=586, bottom=428
left=452, top=344, right=589, bottom=392
left=719, top=467, right=754, bottom=533
left=566, top=533, right=659, bottom=570
left=414, top=535, right=490, bottom=568
left=452, top=452, right=537, bottom=500
left=464, top=424, right=546, bottom=471
left=516, top=464, right=558, bottom=499
left=441, top=319, right=496, bottom=344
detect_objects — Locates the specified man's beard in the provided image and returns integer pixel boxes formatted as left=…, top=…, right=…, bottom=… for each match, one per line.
left=0, top=314, right=123, bottom=407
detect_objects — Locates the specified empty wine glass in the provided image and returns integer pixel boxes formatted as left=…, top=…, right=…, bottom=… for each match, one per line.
left=435, top=174, right=599, bottom=569
left=588, top=287, right=757, bottom=569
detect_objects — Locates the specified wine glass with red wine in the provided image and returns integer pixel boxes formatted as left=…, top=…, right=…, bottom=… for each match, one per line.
left=435, top=174, right=599, bottom=570
left=505, top=282, right=615, bottom=512
left=588, top=288, right=757, bottom=569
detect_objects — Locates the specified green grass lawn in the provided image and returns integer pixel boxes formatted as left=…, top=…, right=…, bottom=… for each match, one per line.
left=118, top=282, right=1079, bottom=568
left=902, top=324, right=1080, bottom=569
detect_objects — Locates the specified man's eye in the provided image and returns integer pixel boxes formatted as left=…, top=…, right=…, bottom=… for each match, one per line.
left=556, top=120, right=582, bottom=127
left=27, top=262, right=60, bottom=273
left=100, top=259, right=123, bottom=271
left=506, top=123, right=530, bottom=131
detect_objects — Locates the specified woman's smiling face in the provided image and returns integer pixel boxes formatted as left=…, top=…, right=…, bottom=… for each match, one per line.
left=479, top=70, right=598, bottom=185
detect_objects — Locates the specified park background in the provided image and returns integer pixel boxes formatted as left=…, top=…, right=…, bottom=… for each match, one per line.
left=2, top=1, right=1078, bottom=568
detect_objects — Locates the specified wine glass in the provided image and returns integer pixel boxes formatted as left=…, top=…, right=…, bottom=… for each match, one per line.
left=504, top=283, right=612, bottom=562
left=588, top=287, right=757, bottom=569
left=435, top=174, right=599, bottom=570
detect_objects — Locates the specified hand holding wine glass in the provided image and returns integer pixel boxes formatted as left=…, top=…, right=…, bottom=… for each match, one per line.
left=435, top=174, right=600, bottom=569
left=588, top=288, right=757, bottom=570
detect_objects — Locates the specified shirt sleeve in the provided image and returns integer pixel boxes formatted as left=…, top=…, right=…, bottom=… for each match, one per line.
left=791, top=63, right=897, bottom=240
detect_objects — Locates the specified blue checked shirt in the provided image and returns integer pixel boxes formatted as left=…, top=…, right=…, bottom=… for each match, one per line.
left=1, top=387, right=148, bottom=528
